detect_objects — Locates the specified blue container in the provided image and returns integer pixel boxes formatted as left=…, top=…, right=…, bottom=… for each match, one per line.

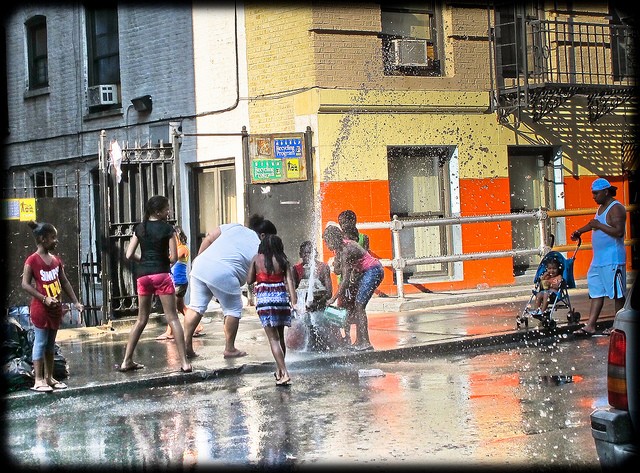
left=323, top=305, right=347, bottom=327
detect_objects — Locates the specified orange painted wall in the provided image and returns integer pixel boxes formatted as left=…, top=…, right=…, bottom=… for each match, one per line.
left=561, top=176, right=632, bottom=279
left=320, top=177, right=518, bottom=295
left=320, top=180, right=396, bottom=294
left=319, top=175, right=633, bottom=296
left=458, top=177, right=514, bottom=288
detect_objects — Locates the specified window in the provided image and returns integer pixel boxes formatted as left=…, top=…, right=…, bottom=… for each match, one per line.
left=193, top=164, right=237, bottom=251
left=33, top=171, right=54, bottom=198
left=387, top=146, right=456, bottom=280
left=381, top=1, right=440, bottom=76
left=85, top=6, right=120, bottom=105
left=26, top=16, right=48, bottom=89
left=493, top=2, right=541, bottom=80
left=611, top=7, right=634, bottom=81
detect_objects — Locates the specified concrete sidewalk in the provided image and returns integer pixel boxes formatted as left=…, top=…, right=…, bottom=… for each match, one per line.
left=5, top=278, right=620, bottom=405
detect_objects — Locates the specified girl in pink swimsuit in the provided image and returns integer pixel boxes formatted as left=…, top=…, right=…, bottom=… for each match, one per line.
left=323, top=225, right=383, bottom=351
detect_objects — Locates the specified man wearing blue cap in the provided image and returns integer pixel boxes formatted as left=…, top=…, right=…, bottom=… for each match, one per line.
left=570, top=177, right=626, bottom=336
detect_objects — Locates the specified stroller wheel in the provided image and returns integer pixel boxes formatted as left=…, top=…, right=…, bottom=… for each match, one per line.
left=567, top=311, right=581, bottom=324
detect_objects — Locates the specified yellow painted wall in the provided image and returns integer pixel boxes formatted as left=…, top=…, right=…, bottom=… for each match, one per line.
left=243, top=1, right=635, bottom=292
left=244, top=3, right=315, bottom=132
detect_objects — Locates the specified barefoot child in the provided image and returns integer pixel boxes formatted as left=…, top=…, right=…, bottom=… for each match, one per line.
left=247, top=234, right=297, bottom=385
left=156, top=226, right=204, bottom=340
left=292, top=240, right=339, bottom=350
left=21, top=220, right=84, bottom=392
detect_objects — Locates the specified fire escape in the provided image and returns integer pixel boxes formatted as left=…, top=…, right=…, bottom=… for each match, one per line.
left=488, top=4, right=636, bottom=125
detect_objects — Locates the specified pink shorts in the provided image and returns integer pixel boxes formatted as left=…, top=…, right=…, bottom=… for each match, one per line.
left=137, top=273, right=175, bottom=296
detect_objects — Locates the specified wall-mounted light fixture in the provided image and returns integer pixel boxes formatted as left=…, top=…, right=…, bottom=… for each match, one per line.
left=131, top=95, right=153, bottom=113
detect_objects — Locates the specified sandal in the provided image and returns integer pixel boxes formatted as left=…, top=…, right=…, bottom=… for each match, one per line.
left=276, top=376, right=291, bottom=386
left=353, top=344, right=374, bottom=352
left=116, top=362, right=145, bottom=372
left=49, top=381, right=67, bottom=390
left=602, top=327, right=613, bottom=336
left=573, top=327, right=594, bottom=337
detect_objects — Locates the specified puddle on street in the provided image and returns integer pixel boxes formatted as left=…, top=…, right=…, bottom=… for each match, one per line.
left=6, top=339, right=605, bottom=468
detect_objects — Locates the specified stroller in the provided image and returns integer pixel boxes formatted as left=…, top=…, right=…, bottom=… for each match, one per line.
left=516, top=235, right=582, bottom=330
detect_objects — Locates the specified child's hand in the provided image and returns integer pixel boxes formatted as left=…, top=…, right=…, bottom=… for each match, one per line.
left=46, top=297, right=60, bottom=308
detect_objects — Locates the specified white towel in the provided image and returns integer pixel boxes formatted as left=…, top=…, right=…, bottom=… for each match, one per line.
left=109, top=139, right=123, bottom=184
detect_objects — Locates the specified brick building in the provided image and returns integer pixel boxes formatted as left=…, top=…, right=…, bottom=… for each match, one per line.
left=2, top=2, right=636, bottom=318
left=242, top=1, right=636, bottom=296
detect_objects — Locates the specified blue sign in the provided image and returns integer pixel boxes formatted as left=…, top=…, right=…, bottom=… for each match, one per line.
left=274, top=138, right=302, bottom=159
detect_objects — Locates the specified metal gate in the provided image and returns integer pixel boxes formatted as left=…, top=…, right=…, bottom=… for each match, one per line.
left=1, top=167, right=103, bottom=326
left=98, top=130, right=180, bottom=320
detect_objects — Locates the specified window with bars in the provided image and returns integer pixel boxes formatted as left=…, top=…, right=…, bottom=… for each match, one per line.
left=33, top=171, right=54, bottom=198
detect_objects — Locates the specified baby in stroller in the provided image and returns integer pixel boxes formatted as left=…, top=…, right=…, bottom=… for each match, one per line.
left=527, top=259, right=562, bottom=318
left=517, top=244, right=582, bottom=329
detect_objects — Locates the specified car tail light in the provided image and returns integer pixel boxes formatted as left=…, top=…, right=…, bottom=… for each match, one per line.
left=607, top=329, right=628, bottom=410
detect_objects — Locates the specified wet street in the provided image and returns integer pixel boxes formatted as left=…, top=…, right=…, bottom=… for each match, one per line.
left=6, top=331, right=611, bottom=469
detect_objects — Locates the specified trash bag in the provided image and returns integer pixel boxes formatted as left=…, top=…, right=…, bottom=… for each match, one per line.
left=1, top=318, right=69, bottom=392
left=3, top=357, right=34, bottom=393
left=53, top=344, right=69, bottom=380
left=1, top=318, right=29, bottom=364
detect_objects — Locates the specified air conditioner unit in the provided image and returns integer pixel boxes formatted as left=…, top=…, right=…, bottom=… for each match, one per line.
left=87, top=84, right=118, bottom=107
left=391, top=38, right=430, bottom=67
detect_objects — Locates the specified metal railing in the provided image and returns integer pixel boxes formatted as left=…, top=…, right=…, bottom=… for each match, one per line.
left=492, top=16, right=636, bottom=123
left=358, top=205, right=637, bottom=298
left=528, top=20, right=635, bottom=87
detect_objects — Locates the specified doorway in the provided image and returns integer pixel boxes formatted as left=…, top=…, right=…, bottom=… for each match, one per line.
left=508, top=146, right=555, bottom=276
left=190, top=161, right=237, bottom=252
left=387, top=145, right=455, bottom=282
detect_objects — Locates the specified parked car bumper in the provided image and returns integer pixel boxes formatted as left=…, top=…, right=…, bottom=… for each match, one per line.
left=591, top=407, right=639, bottom=468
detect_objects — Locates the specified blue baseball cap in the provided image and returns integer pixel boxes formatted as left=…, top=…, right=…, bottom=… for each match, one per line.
left=591, top=178, right=617, bottom=192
